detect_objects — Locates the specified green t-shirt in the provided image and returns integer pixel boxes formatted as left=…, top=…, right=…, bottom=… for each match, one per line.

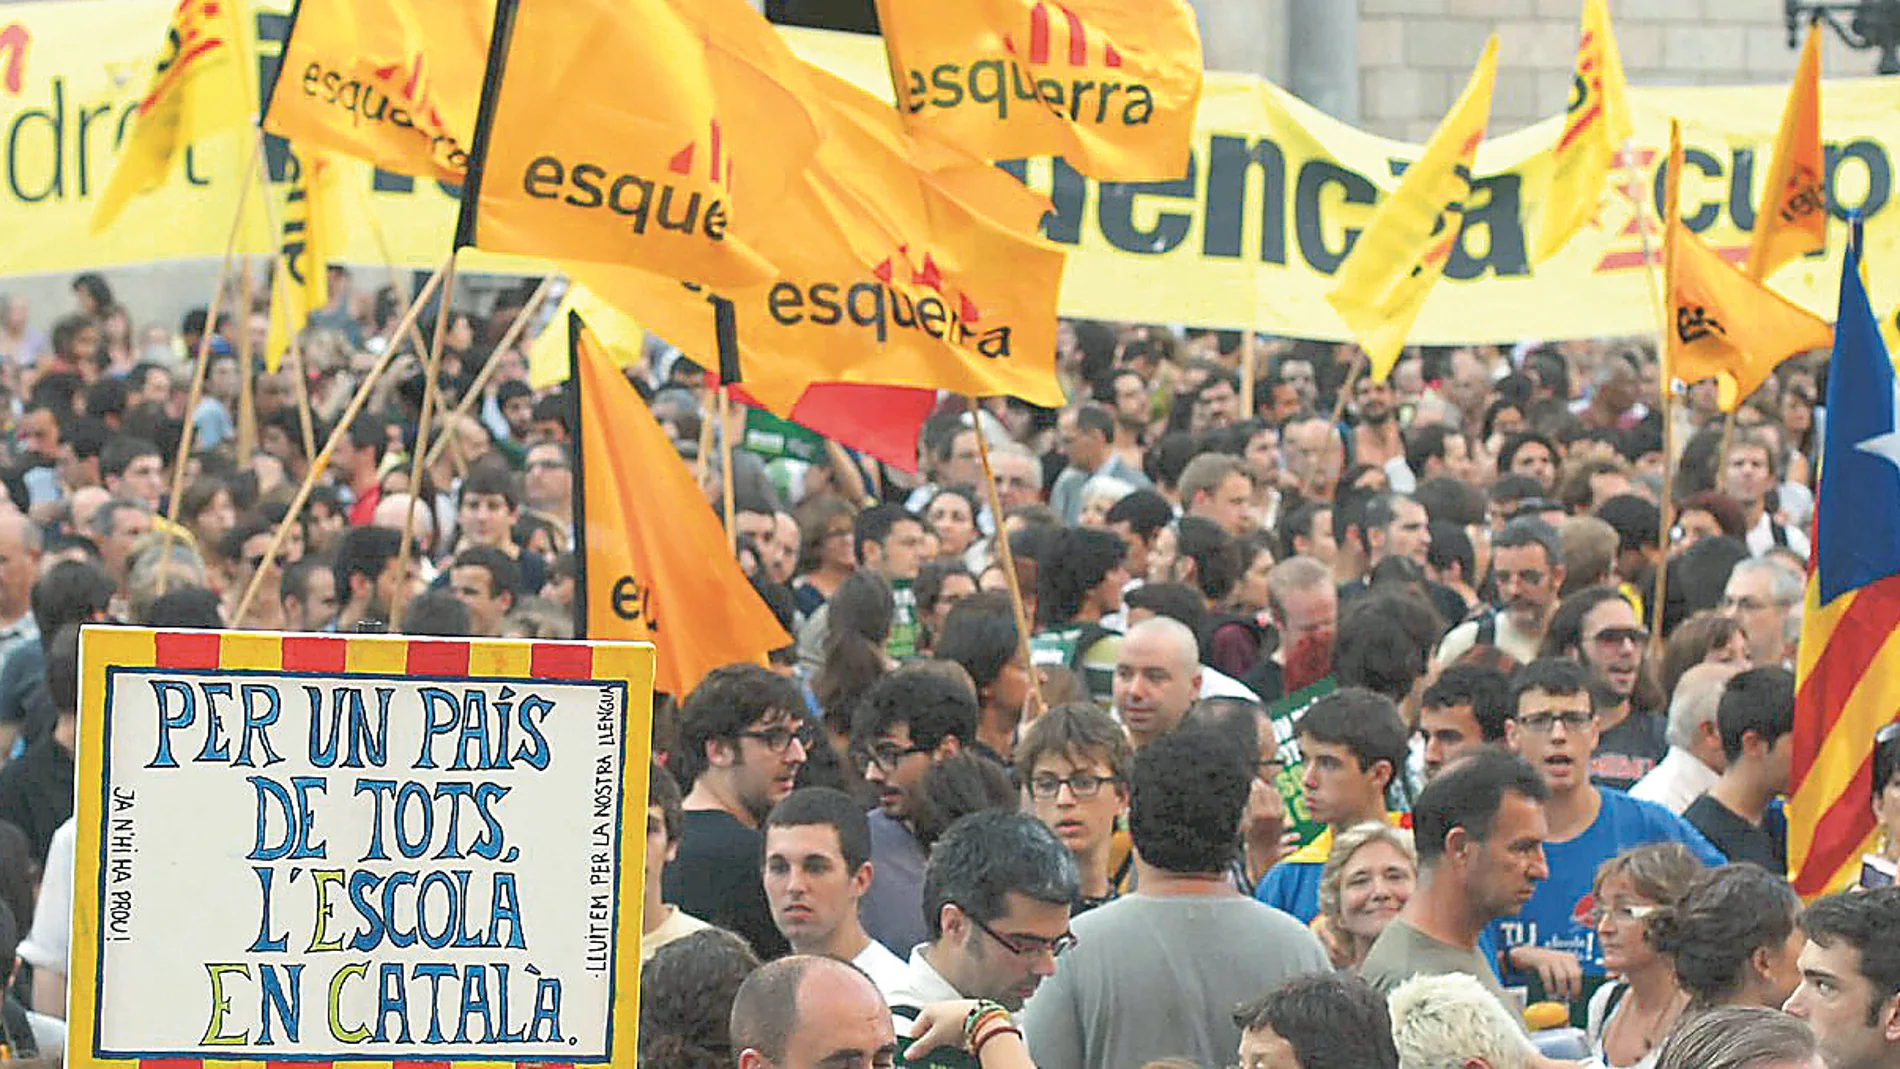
left=890, top=1006, right=980, bottom=1069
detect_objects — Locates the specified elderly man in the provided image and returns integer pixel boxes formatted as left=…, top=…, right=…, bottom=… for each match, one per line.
left=1631, top=662, right=1743, bottom=814
left=1113, top=616, right=1203, bottom=750
left=1724, top=558, right=1803, bottom=668
left=729, top=955, right=898, bottom=1069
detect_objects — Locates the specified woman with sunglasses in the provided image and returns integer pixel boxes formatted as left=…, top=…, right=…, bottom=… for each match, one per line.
left=1584, top=843, right=1702, bottom=1069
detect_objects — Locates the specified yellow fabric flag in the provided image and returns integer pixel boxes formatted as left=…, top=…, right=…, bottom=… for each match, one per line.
left=1532, top=0, right=1632, bottom=263
left=875, top=0, right=1203, bottom=182
left=466, top=0, right=822, bottom=290
left=263, top=144, right=336, bottom=373
left=1744, top=22, right=1827, bottom=282
left=262, top=0, right=488, bottom=183
left=92, top=0, right=257, bottom=232
left=570, top=62, right=1066, bottom=416
left=572, top=312, right=788, bottom=695
left=1326, top=37, right=1498, bottom=382
left=1663, top=120, right=1833, bottom=407
left=527, top=284, right=645, bottom=390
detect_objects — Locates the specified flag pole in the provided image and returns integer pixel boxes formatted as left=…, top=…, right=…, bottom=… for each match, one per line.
left=720, top=386, right=737, bottom=554
left=1330, top=352, right=1363, bottom=428
left=1239, top=329, right=1258, bottom=420
left=968, top=395, right=1046, bottom=716
left=369, top=214, right=447, bottom=361
left=388, top=249, right=459, bottom=634
left=565, top=310, right=591, bottom=639
left=1623, top=137, right=1674, bottom=646
left=155, top=133, right=265, bottom=596
left=232, top=259, right=451, bottom=624
left=421, top=276, right=555, bottom=469
left=236, top=256, right=258, bottom=464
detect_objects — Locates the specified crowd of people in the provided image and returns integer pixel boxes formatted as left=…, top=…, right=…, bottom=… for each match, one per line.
left=0, top=266, right=1890, bottom=1069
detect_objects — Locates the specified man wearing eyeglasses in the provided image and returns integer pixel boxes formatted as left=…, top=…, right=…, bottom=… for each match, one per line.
left=1435, top=519, right=1565, bottom=670
left=853, top=669, right=981, bottom=958
left=1014, top=703, right=1134, bottom=913
left=1723, top=558, right=1804, bottom=669
left=1543, top=587, right=1665, bottom=791
left=885, top=811, right=1079, bottom=1040
left=1496, top=659, right=1723, bottom=1013
left=1022, top=726, right=1328, bottom=1069
left=664, top=664, right=812, bottom=960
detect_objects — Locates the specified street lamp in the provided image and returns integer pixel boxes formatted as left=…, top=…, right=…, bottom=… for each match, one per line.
left=1787, top=0, right=1900, bottom=74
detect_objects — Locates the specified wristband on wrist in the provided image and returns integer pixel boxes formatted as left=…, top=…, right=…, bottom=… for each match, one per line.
left=973, top=1025, right=1023, bottom=1057
left=962, top=1001, right=1010, bottom=1049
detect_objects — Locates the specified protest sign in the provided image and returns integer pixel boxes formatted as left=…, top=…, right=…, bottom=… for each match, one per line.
left=1262, top=676, right=1334, bottom=848
left=67, top=628, right=653, bottom=1068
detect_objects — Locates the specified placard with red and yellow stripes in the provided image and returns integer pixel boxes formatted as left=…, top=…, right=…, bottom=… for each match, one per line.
left=70, top=628, right=654, bottom=1069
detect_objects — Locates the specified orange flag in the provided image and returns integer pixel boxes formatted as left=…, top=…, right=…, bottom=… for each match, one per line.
left=571, top=62, right=1066, bottom=416
left=462, top=0, right=822, bottom=290
left=1744, top=21, right=1827, bottom=282
left=1663, top=120, right=1832, bottom=408
left=571, top=312, right=788, bottom=695
left=874, top=0, right=1203, bottom=181
left=262, top=0, right=488, bottom=183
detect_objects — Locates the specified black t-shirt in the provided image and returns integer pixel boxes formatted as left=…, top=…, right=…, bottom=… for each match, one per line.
left=0, top=737, right=71, bottom=864
left=1684, top=794, right=1787, bottom=874
left=660, top=808, right=788, bottom=959
left=1591, top=708, right=1667, bottom=792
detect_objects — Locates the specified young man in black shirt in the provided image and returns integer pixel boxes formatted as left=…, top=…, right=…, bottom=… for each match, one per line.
left=1684, top=667, right=1795, bottom=874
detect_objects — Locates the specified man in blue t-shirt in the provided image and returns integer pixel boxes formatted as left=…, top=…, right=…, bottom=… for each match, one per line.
left=1255, top=687, right=1408, bottom=922
left=1494, top=658, right=1723, bottom=1006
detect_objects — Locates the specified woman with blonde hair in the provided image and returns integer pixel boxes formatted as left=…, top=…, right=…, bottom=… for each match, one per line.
left=1316, top=822, right=1417, bottom=971
left=1585, top=843, right=1703, bottom=1069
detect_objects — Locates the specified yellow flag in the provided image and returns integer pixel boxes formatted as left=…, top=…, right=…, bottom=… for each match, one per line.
left=465, top=0, right=822, bottom=290
left=1533, top=0, right=1632, bottom=263
left=93, top=0, right=257, bottom=232
left=262, top=0, right=488, bottom=183
left=1664, top=120, right=1833, bottom=408
left=571, top=62, right=1066, bottom=416
left=572, top=313, right=788, bottom=695
left=1326, top=37, right=1498, bottom=382
left=1744, top=22, right=1827, bottom=282
left=527, top=284, right=645, bottom=390
left=264, top=144, right=336, bottom=373
left=875, top=0, right=1203, bottom=182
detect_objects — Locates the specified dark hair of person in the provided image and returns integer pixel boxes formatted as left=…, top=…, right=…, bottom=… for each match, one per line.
left=1714, top=666, right=1796, bottom=765
left=910, top=752, right=1018, bottom=852
left=31, top=559, right=113, bottom=642
left=920, top=810, right=1079, bottom=939
left=1128, top=725, right=1250, bottom=874
left=144, top=586, right=224, bottom=630
left=849, top=666, right=978, bottom=757
left=1647, top=863, right=1801, bottom=1009
left=648, top=757, right=684, bottom=844
left=1015, top=701, right=1135, bottom=785
left=1296, top=687, right=1409, bottom=781
left=1233, top=973, right=1400, bottom=1069
left=1173, top=515, right=1240, bottom=602
left=1105, top=488, right=1175, bottom=541
left=641, top=928, right=760, bottom=1069
left=812, top=571, right=894, bottom=737
left=1509, top=657, right=1593, bottom=710
left=1420, top=664, right=1513, bottom=743
left=673, top=664, right=804, bottom=787
left=1799, top=887, right=1900, bottom=1024
left=765, top=787, right=873, bottom=872
left=1411, top=748, right=1549, bottom=866
left=1035, top=527, right=1126, bottom=628
left=400, top=592, right=470, bottom=637
left=1539, top=586, right=1629, bottom=660
left=934, top=592, right=1019, bottom=698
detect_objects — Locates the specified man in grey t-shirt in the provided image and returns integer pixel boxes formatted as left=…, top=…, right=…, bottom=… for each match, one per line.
left=1362, top=748, right=1551, bottom=1016
left=1023, top=727, right=1329, bottom=1069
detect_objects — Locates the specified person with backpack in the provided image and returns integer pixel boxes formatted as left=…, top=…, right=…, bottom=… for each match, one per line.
left=1029, top=528, right=1128, bottom=705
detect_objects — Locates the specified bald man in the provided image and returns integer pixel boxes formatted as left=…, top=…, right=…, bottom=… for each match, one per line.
left=1113, top=616, right=1203, bottom=749
left=730, top=955, right=897, bottom=1069
left=372, top=493, right=437, bottom=561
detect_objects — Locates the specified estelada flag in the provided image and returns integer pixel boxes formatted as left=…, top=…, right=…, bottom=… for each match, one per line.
left=1661, top=120, right=1831, bottom=408
left=1744, top=21, right=1827, bottom=283
left=1326, top=36, right=1497, bottom=382
left=92, top=0, right=257, bottom=232
left=570, top=312, right=788, bottom=695
left=263, top=144, right=337, bottom=373
left=1789, top=221, right=1900, bottom=898
left=570, top=62, right=1066, bottom=417
left=1532, top=0, right=1632, bottom=263
left=875, top=0, right=1202, bottom=182
left=461, top=0, right=822, bottom=290
left=262, top=0, right=488, bottom=183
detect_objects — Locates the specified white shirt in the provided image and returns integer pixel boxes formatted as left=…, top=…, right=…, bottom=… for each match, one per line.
left=1628, top=746, right=1721, bottom=816
left=19, top=819, right=72, bottom=974
left=1198, top=666, right=1260, bottom=703
left=852, top=938, right=911, bottom=1000
left=1746, top=509, right=1811, bottom=559
left=884, top=944, right=965, bottom=1010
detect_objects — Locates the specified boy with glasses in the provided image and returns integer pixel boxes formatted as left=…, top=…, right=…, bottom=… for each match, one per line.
left=851, top=667, right=981, bottom=957
left=1015, top=703, right=1134, bottom=913
left=1497, top=658, right=1722, bottom=1014
left=1022, top=726, right=1328, bottom=1068
left=664, top=663, right=812, bottom=959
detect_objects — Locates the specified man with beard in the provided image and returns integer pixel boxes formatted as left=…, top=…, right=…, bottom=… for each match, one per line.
left=852, top=668, right=980, bottom=956
left=1244, top=556, right=1336, bottom=703
left=1351, top=374, right=1404, bottom=470
left=1436, top=519, right=1565, bottom=668
left=665, top=664, right=811, bottom=959
left=1542, top=587, right=1666, bottom=791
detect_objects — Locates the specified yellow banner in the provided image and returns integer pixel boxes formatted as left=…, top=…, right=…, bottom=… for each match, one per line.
left=7, top=1, right=1900, bottom=346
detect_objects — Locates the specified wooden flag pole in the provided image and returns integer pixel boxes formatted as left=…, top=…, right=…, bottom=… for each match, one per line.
left=420, top=276, right=556, bottom=470
left=1331, top=353, right=1364, bottom=428
left=389, top=251, right=460, bottom=634
left=968, top=395, right=1046, bottom=716
left=233, top=258, right=451, bottom=625
left=720, top=385, right=738, bottom=554
left=286, top=335, right=318, bottom=462
left=236, top=257, right=258, bottom=464
left=369, top=212, right=447, bottom=360
left=155, top=134, right=265, bottom=596
left=1624, top=138, right=1675, bottom=649
left=245, top=129, right=317, bottom=466
left=1239, top=330, right=1258, bottom=419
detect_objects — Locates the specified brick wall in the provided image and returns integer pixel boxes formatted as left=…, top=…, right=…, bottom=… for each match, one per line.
left=1356, top=0, right=1878, bottom=140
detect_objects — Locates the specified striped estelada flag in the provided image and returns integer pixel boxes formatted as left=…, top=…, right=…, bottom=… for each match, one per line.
left=1788, top=220, right=1900, bottom=897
